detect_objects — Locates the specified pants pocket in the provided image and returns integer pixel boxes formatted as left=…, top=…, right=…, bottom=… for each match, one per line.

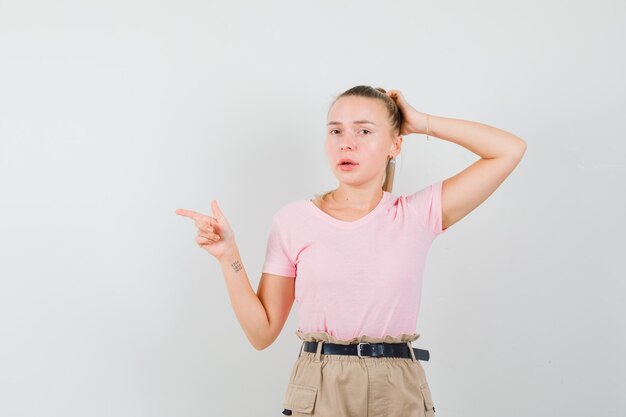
left=282, top=382, right=318, bottom=415
left=420, top=383, right=436, bottom=416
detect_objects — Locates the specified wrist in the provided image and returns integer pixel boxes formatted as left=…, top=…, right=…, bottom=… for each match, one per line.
left=411, top=112, right=430, bottom=135
left=218, top=244, right=240, bottom=266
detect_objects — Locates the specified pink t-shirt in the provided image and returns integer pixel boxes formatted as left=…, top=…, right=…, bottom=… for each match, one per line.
left=262, top=180, right=447, bottom=340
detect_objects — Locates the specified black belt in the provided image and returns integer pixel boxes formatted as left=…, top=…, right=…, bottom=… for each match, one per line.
left=302, top=341, right=430, bottom=361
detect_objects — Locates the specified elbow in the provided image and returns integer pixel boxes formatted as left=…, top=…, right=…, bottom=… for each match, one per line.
left=252, top=341, right=267, bottom=351
left=252, top=340, right=272, bottom=351
left=248, top=322, right=281, bottom=351
left=507, top=138, right=527, bottom=160
left=250, top=335, right=274, bottom=351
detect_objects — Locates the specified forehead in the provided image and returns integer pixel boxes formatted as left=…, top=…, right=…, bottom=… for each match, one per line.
left=327, top=96, right=387, bottom=125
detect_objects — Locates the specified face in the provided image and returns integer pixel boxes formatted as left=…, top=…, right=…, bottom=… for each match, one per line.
left=325, top=95, right=401, bottom=188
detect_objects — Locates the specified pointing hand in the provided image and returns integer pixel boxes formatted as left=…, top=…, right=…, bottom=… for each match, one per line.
left=175, top=200, right=236, bottom=260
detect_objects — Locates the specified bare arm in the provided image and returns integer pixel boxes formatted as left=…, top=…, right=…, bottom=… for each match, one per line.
left=385, top=89, right=527, bottom=231
left=218, top=246, right=295, bottom=350
left=176, top=204, right=295, bottom=351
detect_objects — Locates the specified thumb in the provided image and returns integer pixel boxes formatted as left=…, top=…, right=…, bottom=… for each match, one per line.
left=211, top=199, right=225, bottom=221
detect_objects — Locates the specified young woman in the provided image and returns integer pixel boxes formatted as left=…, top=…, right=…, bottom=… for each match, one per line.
left=176, top=85, right=527, bottom=416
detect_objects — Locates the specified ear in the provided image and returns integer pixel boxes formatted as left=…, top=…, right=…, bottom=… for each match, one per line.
left=390, top=135, right=403, bottom=156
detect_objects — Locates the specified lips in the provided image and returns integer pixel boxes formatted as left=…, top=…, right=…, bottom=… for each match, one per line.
left=338, top=158, right=358, bottom=166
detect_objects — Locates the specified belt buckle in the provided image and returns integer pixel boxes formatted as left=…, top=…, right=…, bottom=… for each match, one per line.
left=357, top=342, right=370, bottom=358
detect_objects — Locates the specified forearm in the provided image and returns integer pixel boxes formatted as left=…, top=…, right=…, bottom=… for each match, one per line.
left=218, top=246, right=269, bottom=350
left=412, top=112, right=526, bottom=158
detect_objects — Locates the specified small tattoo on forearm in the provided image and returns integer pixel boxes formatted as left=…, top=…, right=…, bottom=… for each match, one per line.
left=231, top=259, right=242, bottom=272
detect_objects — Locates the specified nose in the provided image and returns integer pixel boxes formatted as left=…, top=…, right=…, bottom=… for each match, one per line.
left=338, top=131, right=356, bottom=151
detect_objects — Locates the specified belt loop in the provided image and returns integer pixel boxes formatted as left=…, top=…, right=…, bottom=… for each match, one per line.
left=407, top=342, right=417, bottom=362
left=314, top=341, right=323, bottom=362
left=298, top=341, right=304, bottom=358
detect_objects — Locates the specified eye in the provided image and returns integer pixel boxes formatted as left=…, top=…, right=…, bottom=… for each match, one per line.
left=329, top=129, right=340, bottom=134
left=359, top=129, right=371, bottom=135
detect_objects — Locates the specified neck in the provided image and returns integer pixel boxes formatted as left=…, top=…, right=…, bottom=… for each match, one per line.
left=330, top=187, right=384, bottom=211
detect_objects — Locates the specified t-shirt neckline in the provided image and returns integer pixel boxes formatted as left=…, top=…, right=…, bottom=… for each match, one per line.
left=306, top=191, right=390, bottom=229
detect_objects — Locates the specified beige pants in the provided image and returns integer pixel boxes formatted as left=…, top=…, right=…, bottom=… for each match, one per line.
left=281, top=330, right=436, bottom=417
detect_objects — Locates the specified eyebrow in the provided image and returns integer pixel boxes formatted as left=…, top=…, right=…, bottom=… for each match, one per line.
left=327, top=120, right=377, bottom=126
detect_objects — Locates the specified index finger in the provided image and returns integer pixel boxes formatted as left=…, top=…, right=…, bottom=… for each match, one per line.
left=175, top=208, right=207, bottom=220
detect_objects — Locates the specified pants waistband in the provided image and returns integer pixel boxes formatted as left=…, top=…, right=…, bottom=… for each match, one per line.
left=301, top=340, right=430, bottom=361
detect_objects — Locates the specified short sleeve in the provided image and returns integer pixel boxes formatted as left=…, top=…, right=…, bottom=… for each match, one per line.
left=261, top=213, right=296, bottom=277
left=406, top=180, right=447, bottom=238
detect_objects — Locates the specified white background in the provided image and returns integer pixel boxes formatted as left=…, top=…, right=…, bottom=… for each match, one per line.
left=1, top=1, right=624, bottom=416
